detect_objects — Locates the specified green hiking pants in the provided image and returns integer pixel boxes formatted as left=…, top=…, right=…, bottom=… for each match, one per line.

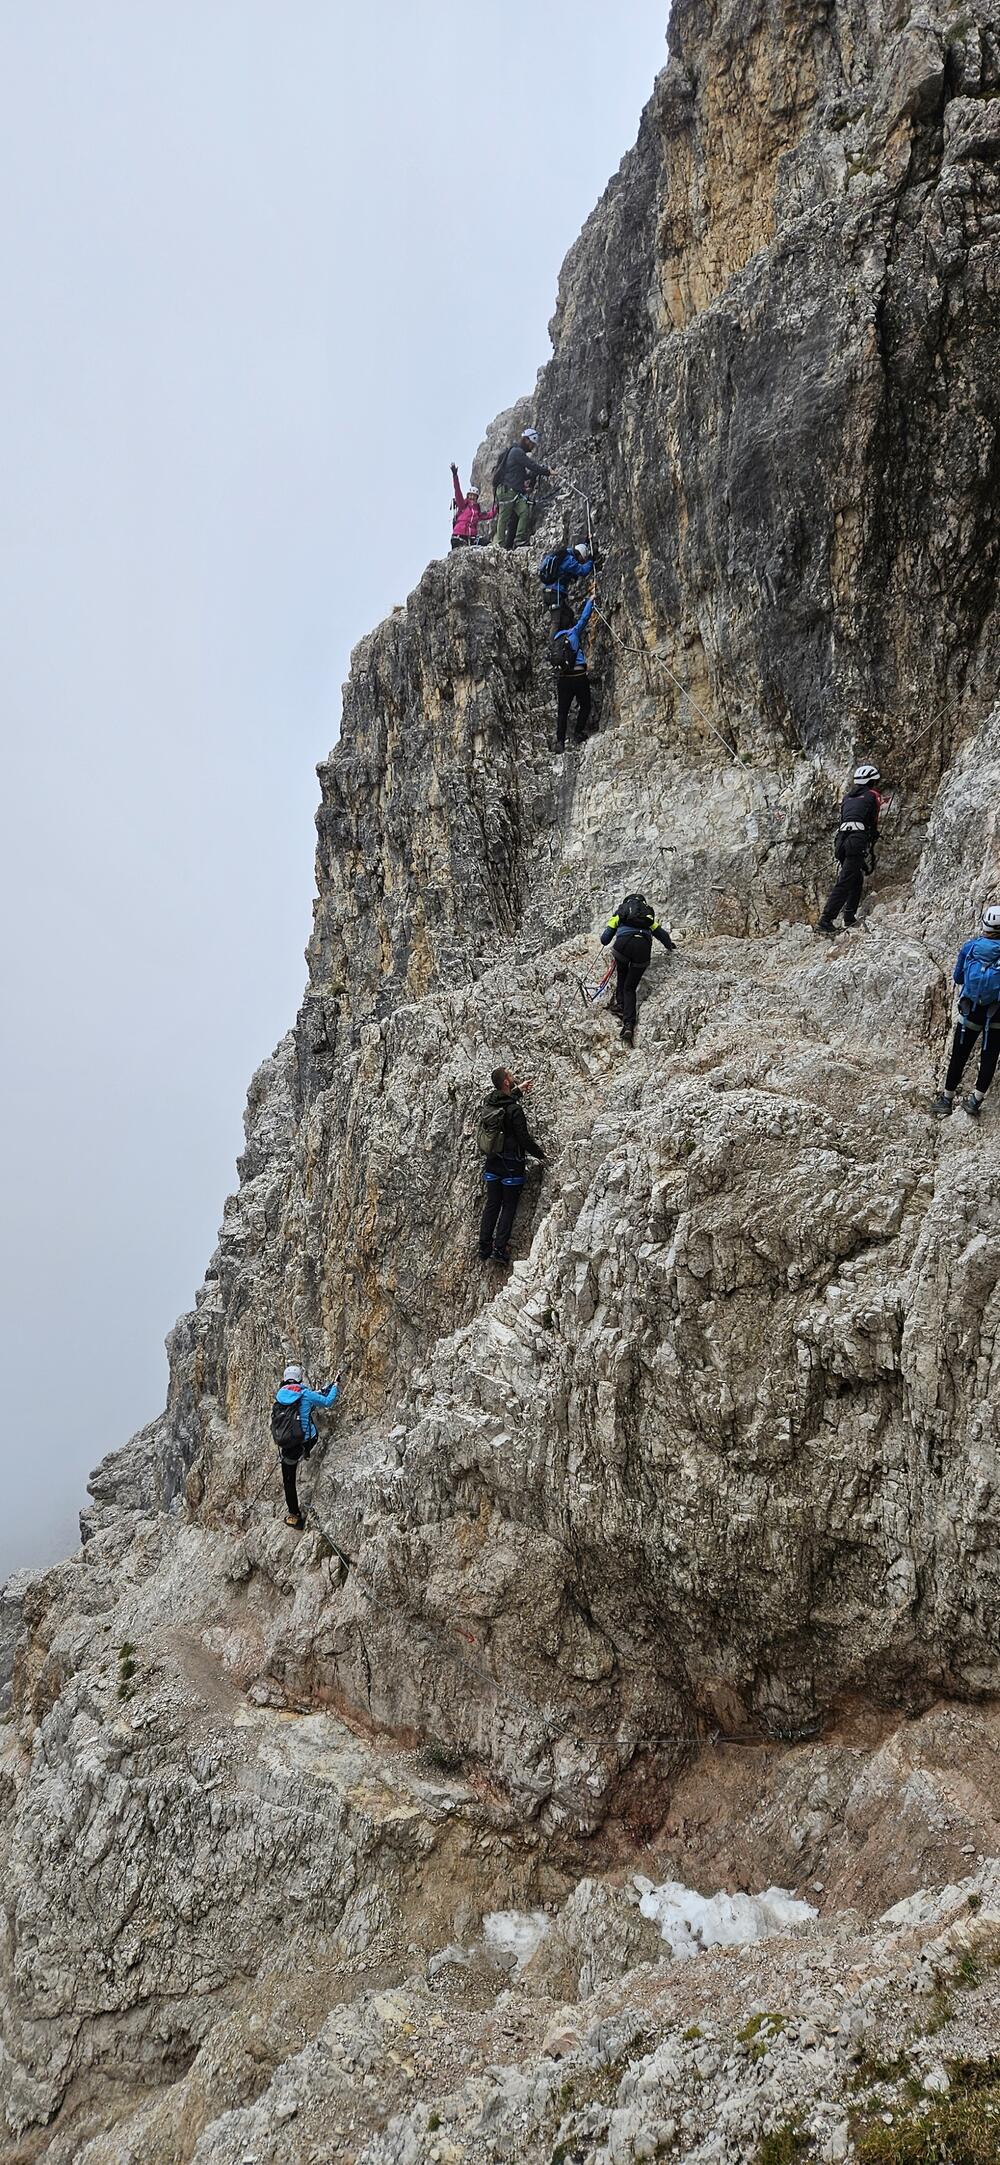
left=496, top=486, right=531, bottom=549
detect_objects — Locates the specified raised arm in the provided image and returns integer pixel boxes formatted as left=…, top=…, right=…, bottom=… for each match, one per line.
left=301, top=1378, right=340, bottom=1419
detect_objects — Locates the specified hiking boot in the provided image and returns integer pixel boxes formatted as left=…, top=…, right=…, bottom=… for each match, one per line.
left=814, top=922, right=836, bottom=939
left=930, top=1093, right=954, bottom=1116
left=285, top=1513, right=305, bottom=1531
left=963, top=1093, right=983, bottom=1119
left=491, top=1247, right=512, bottom=1264
left=620, top=1026, right=634, bottom=1048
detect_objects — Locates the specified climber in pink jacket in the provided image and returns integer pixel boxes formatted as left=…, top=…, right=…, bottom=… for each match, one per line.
left=451, top=464, right=496, bottom=548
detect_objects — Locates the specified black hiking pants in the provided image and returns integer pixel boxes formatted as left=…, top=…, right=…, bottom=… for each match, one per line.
left=944, top=1010, right=1000, bottom=1097
left=279, top=1449, right=305, bottom=1518
left=556, top=673, right=592, bottom=748
left=479, top=1154, right=526, bottom=1259
left=819, top=854, right=865, bottom=928
left=614, top=957, right=647, bottom=1032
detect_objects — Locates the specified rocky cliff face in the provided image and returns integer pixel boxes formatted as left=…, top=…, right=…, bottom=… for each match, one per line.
left=4, top=2, right=1000, bottom=2158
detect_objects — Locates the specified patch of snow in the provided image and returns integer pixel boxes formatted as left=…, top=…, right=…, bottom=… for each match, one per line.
left=482, top=1908, right=550, bottom=1970
left=633, top=1877, right=817, bottom=1960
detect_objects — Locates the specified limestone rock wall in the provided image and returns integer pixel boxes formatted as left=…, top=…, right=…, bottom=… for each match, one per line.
left=3, top=0, right=1000, bottom=2153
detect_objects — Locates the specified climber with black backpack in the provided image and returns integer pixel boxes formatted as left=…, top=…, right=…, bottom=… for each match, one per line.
left=600, top=894, right=674, bottom=1046
left=270, top=1363, right=340, bottom=1530
left=492, top=428, right=557, bottom=550
left=477, top=1068, right=547, bottom=1265
left=931, top=905, right=1000, bottom=1121
left=538, top=541, right=595, bottom=627
left=815, top=764, right=883, bottom=935
left=552, top=592, right=595, bottom=751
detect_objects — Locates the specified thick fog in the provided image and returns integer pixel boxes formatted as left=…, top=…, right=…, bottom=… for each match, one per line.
left=0, top=0, right=667, bottom=1584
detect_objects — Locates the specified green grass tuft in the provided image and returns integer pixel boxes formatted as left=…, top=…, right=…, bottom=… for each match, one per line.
left=739, top=2011, right=788, bottom=2062
left=853, top=2059, right=1000, bottom=2162
left=754, top=2122, right=812, bottom=2164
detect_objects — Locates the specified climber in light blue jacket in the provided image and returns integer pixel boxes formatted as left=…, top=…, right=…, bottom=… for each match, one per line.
left=270, top=1362, right=341, bottom=1529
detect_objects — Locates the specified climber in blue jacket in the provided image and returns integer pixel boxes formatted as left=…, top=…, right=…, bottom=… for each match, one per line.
left=270, top=1363, right=340, bottom=1529
left=540, top=542, right=596, bottom=627
left=552, top=593, right=595, bottom=752
left=931, top=904, right=1000, bottom=1120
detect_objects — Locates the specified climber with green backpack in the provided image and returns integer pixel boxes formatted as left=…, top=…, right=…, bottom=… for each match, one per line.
left=270, top=1364, right=341, bottom=1529
left=477, top=1068, right=547, bottom=1264
left=931, top=905, right=1000, bottom=1120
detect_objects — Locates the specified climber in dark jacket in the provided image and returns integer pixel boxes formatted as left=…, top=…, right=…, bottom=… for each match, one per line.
left=816, top=765, right=883, bottom=934
left=600, top=896, right=674, bottom=1046
left=478, top=1068, right=547, bottom=1264
left=494, top=428, right=555, bottom=550
left=552, top=593, right=595, bottom=750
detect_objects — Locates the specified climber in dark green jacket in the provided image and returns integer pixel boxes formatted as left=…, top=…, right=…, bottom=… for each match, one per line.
left=477, top=1068, right=546, bottom=1264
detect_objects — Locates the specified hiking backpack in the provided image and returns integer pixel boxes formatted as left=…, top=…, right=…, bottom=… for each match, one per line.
left=538, top=549, right=564, bottom=596
left=476, top=1099, right=510, bottom=1157
left=492, top=447, right=512, bottom=493
left=270, top=1395, right=304, bottom=1450
left=962, top=938, right=1000, bottom=1013
left=618, top=893, right=650, bottom=927
left=549, top=628, right=580, bottom=675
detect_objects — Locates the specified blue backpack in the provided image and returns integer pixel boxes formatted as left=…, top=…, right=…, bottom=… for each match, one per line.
left=538, top=549, right=565, bottom=597
left=962, top=938, right=1000, bottom=1012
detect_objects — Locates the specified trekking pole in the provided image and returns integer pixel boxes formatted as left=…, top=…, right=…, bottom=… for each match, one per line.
left=576, top=956, right=617, bottom=1010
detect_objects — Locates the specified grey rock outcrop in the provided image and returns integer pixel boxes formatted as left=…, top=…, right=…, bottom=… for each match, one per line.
left=3, top=0, right=1000, bottom=2154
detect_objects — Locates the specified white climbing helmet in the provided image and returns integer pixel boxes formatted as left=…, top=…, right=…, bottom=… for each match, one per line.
left=522, top=426, right=539, bottom=445
left=981, top=904, right=1000, bottom=932
left=282, top=1363, right=303, bottom=1384
left=466, top=482, right=480, bottom=496
left=853, top=763, right=881, bottom=785
left=573, top=541, right=590, bottom=559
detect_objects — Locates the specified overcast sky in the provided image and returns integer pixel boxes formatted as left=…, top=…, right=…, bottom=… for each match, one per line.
left=0, top=0, right=667, bottom=1586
